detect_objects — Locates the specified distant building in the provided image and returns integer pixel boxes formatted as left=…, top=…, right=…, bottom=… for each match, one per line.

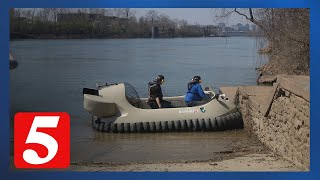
left=218, top=22, right=225, bottom=31
left=220, top=23, right=255, bottom=36
left=236, top=23, right=243, bottom=29
left=239, top=26, right=250, bottom=31
left=185, top=25, right=202, bottom=30
left=202, top=25, right=219, bottom=37
left=250, top=24, right=257, bottom=31
left=224, top=27, right=235, bottom=32
left=152, top=26, right=175, bottom=38
left=237, top=24, right=250, bottom=31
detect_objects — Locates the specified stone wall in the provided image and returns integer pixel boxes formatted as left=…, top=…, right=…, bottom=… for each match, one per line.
left=237, top=75, right=310, bottom=169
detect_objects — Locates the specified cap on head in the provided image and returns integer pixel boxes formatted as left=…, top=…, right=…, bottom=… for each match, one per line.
left=156, top=75, right=165, bottom=83
left=192, top=76, right=201, bottom=83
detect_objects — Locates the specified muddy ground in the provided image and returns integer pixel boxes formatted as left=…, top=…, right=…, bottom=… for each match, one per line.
left=67, top=130, right=302, bottom=172
left=10, top=120, right=304, bottom=172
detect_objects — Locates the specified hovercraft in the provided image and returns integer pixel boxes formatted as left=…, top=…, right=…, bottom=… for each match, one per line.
left=83, top=83, right=243, bottom=133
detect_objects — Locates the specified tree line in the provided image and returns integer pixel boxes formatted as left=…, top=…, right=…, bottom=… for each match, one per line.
left=10, top=8, right=205, bottom=38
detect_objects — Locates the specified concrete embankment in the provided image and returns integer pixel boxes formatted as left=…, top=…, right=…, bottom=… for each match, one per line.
left=220, top=75, right=310, bottom=170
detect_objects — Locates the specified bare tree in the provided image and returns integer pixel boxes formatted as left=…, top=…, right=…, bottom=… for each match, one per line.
left=22, top=9, right=37, bottom=33
left=158, top=14, right=176, bottom=28
left=146, top=10, right=159, bottom=25
left=214, top=8, right=310, bottom=75
left=114, top=8, right=136, bottom=19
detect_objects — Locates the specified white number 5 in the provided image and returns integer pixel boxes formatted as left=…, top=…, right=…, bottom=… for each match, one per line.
left=23, top=116, right=60, bottom=165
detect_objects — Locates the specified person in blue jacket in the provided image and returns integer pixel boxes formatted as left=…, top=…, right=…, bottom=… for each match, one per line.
left=185, top=76, right=210, bottom=107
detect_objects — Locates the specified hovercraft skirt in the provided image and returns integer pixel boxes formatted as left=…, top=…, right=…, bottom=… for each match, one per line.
left=92, top=111, right=243, bottom=133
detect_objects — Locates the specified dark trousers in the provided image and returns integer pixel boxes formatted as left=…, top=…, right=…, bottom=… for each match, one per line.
left=148, top=100, right=172, bottom=109
left=186, top=101, right=196, bottom=107
left=185, top=100, right=206, bottom=107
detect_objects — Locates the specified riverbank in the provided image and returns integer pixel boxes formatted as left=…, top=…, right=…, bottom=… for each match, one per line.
left=68, top=153, right=300, bottom=172
left=11, top=129, right=302, bottom=171
left=256, top=55, right=309, bottom=85
left=221, top=75, right=310, bottom=170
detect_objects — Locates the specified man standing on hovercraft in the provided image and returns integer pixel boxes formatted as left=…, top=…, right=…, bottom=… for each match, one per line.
left=147, top=75, right=172, bottom=109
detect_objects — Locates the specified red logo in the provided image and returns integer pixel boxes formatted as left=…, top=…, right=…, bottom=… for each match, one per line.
left=14, top=112, right=70, bottom=168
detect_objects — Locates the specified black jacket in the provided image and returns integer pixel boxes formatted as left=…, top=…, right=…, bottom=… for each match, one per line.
left=148, top=81, right=163, bottom=101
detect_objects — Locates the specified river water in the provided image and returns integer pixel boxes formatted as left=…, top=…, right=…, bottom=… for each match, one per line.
left=10, top=37, right=266, bottom=164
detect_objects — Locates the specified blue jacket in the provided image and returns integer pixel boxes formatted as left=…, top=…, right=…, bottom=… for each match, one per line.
left=185, top=83, right=209, bottom=102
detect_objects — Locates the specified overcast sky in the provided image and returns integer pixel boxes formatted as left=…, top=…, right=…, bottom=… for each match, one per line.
left=133, top=8, right=250, bottom=26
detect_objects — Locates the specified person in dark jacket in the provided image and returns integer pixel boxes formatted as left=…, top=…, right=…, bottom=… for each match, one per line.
left=185, top=76, right=210, bottom=107
left=147, top=75, right=172, bottom=109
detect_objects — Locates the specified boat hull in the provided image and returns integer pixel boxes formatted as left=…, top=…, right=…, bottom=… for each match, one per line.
left=83, top=83, right=243, bottom=133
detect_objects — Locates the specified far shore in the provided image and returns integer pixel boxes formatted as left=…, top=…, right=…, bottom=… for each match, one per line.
left=10, top=34, right=254, bottom=40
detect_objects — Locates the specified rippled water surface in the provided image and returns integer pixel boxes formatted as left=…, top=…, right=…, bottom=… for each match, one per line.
left=10, top=37, right=266, bottom=163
